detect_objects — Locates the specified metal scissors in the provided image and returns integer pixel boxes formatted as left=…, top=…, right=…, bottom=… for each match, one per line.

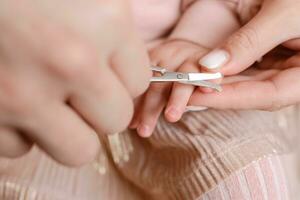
left=150, top=66, right=222, bottom=92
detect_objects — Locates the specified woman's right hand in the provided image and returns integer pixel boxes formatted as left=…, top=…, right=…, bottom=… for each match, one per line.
left=0, top=0, right=150, bottom=166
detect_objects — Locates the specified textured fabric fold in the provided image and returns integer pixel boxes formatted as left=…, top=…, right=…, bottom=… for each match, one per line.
left=116, top=108, right=297, bottom=199
left=0, top=106, right=298, bottom=200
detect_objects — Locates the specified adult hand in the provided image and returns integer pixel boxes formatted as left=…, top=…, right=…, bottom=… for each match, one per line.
left=0, top=0, right=150, bottom=165
left=189, top=0, right=300, bottom=110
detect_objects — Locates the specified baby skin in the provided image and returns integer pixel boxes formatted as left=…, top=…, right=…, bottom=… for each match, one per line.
left=130, top=0, right=261, bottom=137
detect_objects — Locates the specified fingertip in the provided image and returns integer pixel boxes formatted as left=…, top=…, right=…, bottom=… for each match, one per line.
left=68, top=131, right=100, bottom=167
left=137, top=124, right=153, bottom=138
left=164, top=106, right=183, bottom=123
left=166, top=83, right=193, bottom=122
left=55, top=135, right=100, bottom=167
left=78, top=133, right=100, bottom=165
left=198, top=87, right=215, bottom=93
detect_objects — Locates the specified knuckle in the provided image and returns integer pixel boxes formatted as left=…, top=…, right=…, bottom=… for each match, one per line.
left=50, top=41, right=98, bottom=81
left=0, top=82, right=36, bottom=117
left=226, top=27, right=260, bottom=53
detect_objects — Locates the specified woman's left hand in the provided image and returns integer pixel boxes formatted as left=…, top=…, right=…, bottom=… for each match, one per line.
left=190, top=47, right=300, bottom=110
left=189, top=0, right=300, bottom=110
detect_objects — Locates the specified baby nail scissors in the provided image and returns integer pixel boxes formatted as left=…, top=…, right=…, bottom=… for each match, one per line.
left=150, top=66, right=222, bottom=92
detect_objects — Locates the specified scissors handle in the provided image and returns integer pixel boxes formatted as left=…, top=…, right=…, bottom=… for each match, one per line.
left=151, top=66, right=167, bottom=74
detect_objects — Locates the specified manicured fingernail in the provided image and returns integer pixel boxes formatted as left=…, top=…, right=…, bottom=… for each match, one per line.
left=137, top=124, right=152, bottom=137
left=199, top=50, right=229, bottom=69
left=185, top=106, right=208, bottom=112
left=165, top=107, right=181, bottom=122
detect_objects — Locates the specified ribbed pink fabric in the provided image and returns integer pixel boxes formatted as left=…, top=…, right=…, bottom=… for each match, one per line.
left=115, top=108, right=297, bottom=199
left=0, top=107, right=298, bottom=199
left=197, top=156, right=289, bottom=200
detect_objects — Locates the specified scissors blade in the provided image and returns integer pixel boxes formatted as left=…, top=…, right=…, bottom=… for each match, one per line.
left=188, top=72, right=222, bottom=81
left=150, top=72, right=190, bottom=82
left=150, top=66, right=222, bottom=91
left=180, top=80, right=222, bottom=92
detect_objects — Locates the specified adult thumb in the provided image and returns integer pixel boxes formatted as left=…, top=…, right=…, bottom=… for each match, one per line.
left=199, top=1, right=295, bottom=75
